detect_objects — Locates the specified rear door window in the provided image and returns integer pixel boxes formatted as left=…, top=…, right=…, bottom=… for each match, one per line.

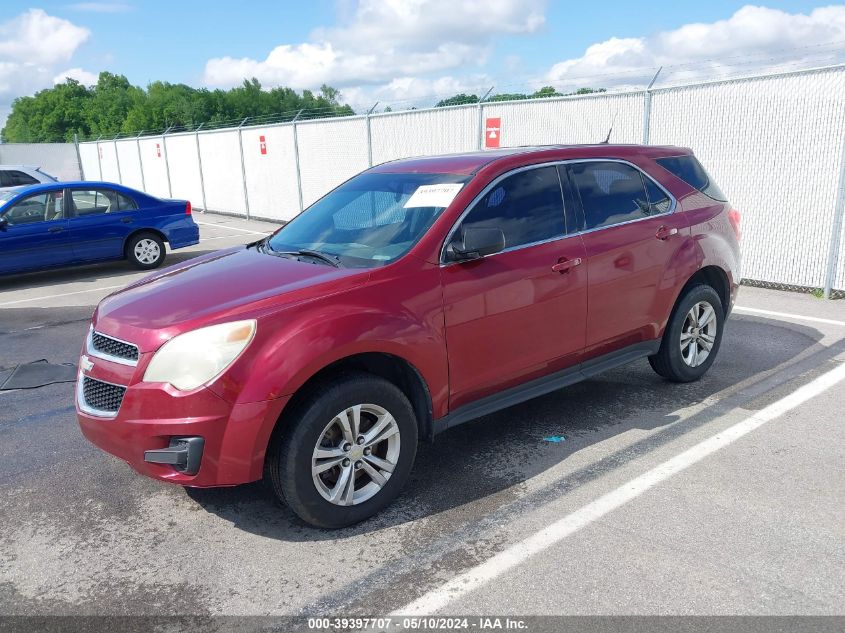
left=655, top=155, right=727, bottom=201
left=643, top=177, right=672, bottom=214
left=569, top=162, right=653, bottom=230
left=70, top=189, right=135, bottom=215
left=456, top=166, right=566, bottom=250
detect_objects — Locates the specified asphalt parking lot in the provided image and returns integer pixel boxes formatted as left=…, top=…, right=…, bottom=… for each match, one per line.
left=0, top=213, right=843, bottom=621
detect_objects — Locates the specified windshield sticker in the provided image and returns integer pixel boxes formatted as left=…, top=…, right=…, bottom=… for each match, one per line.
left=403, top=183, right=463, bottom=209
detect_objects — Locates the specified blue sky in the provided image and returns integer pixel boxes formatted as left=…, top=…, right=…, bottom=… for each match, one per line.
left=1, top=0, right=844, bottom=121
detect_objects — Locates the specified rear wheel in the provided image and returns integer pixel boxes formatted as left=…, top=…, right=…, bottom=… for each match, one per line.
left=126, top=232, right=165, bottom=269
left=268, top=373, right=418, bottom=528
left=649, top=284, right=724, bottom=382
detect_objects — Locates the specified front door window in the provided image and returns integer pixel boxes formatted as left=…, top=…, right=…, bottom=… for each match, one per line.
left=2, top=191, right=64, bottom=226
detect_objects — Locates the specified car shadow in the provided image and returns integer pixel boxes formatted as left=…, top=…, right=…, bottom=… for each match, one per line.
left=0, top=249, right=221, bottom=291
left=185, top=315, right=840, bottom=540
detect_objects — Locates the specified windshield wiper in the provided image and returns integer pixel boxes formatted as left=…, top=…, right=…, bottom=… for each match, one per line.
left=273, top=248, right=343, bottom=268
left=255, top=238, right=343, bottom=268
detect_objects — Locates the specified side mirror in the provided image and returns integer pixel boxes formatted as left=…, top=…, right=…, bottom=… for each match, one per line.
left=0, top=217, right=7, bottom=232
left=446, top=227, right=505, bottom=262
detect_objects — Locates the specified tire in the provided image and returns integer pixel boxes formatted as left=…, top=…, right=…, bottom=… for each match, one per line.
left=268, top=373, right=418, bottom=528
left=126, top=232, right=166, bottom=270
left=649, top=284, right=724, bottom=383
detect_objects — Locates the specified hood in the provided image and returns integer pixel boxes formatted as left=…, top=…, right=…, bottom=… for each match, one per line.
left=94, top=246, right=369, bottom=352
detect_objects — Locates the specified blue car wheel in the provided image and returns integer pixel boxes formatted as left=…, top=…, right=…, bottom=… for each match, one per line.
left=126, top=232, right=165, bottom=270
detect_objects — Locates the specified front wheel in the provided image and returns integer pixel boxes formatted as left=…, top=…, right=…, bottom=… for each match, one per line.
left=268, top=373, right=418, bottom=528
left=649, top=284, right=724, bottom=382
left=126, top=232, right=165, bottom=269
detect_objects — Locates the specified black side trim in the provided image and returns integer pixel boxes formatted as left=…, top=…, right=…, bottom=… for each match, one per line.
left=434, top=340, right=660, bottom=435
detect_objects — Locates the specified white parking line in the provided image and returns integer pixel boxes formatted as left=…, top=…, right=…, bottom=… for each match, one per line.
left=0, top=284, right=125, bottom=307
left=196, top=221, right=271, bottom=236
left=394, top=359, right=845, bottom=616
left=198, top=235, right=257, bottom=243
left=733, top=306, right=845, bottom=327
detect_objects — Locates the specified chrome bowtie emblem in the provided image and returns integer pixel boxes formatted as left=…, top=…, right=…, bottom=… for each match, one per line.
left=81, top=355, right=94, bottom=373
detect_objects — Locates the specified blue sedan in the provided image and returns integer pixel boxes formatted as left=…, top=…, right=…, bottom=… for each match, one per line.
left=0, top=182, right=199, bottom=275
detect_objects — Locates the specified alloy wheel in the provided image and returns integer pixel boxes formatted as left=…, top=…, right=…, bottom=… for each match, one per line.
left=311, top=404, right=401, bottom=506
left=680, top=300, right=717, bottom=367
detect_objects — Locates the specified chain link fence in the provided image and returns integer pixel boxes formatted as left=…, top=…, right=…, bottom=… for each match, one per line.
left=69, top=65, right=845, bottom=299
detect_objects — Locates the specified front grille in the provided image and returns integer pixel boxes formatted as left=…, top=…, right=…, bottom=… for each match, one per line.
left=82, top=376, right=126, bottom=413
left=91, top=331, right=139, bottom=362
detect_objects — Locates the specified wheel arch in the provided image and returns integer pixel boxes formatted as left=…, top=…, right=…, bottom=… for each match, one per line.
left=681, top=265, right=731, bottom=314
left=270, top=351, right=435, bottom=448
left=664, top=264, right=731, bottom=332
left=123, top=228, right=167, bottom=257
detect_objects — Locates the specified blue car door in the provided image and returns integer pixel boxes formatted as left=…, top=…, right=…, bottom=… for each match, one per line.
left=67, top=187, right=138, bottom=261
left=0, top=188, right=72, bottom=274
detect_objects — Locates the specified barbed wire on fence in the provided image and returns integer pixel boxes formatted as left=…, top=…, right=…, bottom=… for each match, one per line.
left=67, top=36, right=845, bottom=143
left=76, top=63, right=845, bottom=298
left=83, top=64, right=845, bottom=142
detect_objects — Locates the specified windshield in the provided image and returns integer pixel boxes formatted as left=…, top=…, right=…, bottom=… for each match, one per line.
left=266, top=172, right=470, bottom=268
left=0, top=189, right=23, bottom=209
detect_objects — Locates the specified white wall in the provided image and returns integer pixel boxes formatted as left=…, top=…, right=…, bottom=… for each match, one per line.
left=0, top=142, right=81, bottom=180
left=77, top=65, right=845, bottom=291
left=138, top=137, right=170, bottom=198
left=115, top=139, right=143, bottom=189
left=198, top=130, right=245, bottom=214
left=77, top=142, right=100, bottom=180
left=649, top=69, right=845, bottom=289
left=370, top=105, right=478, bottom=164
left=96, top=141, right=120, bottom=183
left=164, top=133, right=204, bottom=208
left=297, top=117, right=369, bottom=207
left=483, top=91, right=644, bottom=145
left=240, top=125, right=300, bottom=221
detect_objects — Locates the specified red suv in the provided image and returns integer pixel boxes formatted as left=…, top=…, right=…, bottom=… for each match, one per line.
left=76, top=145, right=741, bottom=528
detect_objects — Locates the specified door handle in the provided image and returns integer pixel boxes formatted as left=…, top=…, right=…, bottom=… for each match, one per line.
left=121, top=217, right=132, bottom=224
left=655, top=226, right=678, bottom=240
left=48, top=227, right=63, bottom=233
left=552, top=257, right=582, bottom=273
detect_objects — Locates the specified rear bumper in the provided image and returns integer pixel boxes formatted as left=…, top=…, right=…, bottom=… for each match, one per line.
left=165, top=221, right=200, bottom=249
left=77, top=377, right=289, bottom=487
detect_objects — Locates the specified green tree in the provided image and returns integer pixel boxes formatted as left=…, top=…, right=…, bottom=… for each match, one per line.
left=434, top=85, right=606, bottom=108
left=2, top=79, right=90, bottom=142
left=1, top=74, right=357, bottom=142
left=435, top=93, right=479, bottom=107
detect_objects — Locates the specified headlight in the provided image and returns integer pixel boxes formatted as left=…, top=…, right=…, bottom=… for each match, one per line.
left=143, top=320, right=256, bottom=391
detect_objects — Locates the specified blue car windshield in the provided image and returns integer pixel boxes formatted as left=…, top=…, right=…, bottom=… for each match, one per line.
left=0, top=188, right=23, bottom=209
left=265, top=172, right=470, bottom=268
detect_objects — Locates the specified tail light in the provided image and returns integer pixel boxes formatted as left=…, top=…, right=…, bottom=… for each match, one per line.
left=185, top=201, right=192, bottom=215
left=727, top=208, right=741, bottom=241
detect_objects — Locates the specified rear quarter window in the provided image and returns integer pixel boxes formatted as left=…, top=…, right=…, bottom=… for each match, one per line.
left=117, top=193, right=138, bottom=210
left=1, top=170, right=38, bottom=187
left=655, top=155, right=727, bottom=202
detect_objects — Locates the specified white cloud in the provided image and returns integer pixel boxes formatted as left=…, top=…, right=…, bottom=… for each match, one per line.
left=341, top=74, right=492, bottom=111
left=53, top=67, right=99, bottom=86
left=67, top=2, right=134, bottom=12
left=546, top=5, right=845, bottom=90
left=0, top=9, right=90, bottom=65
left=0, top=9, right=91, bottom=129
left=203, top=0, right=545, bottom=91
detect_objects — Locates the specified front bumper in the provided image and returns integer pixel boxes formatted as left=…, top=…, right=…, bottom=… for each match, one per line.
left=76, top=354, right=289, bottom=487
